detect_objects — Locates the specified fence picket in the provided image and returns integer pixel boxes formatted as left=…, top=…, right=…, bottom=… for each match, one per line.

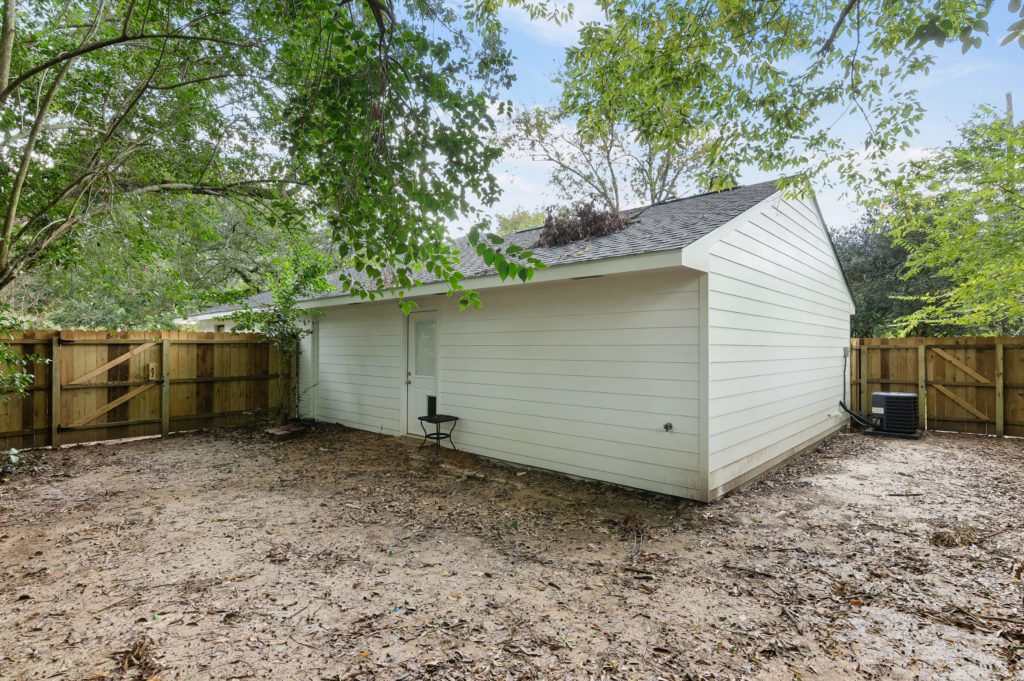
left=0, top=330, right=290, bottom=449
left=851, top=336, right=1024, bottom=437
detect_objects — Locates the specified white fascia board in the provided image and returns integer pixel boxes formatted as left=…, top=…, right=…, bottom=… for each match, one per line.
left=679, top=190, right=785, bottom=272
left=810, top=195, right=856, bottom=313
left=296, top=248, right=692, bottom=310
left=176, top=310, right=247, bottom=323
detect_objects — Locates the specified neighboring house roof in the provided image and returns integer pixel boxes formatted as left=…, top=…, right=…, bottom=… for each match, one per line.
left=192, top=179, right=782, bottom=317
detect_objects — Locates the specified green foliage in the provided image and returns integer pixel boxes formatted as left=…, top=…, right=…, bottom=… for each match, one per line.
left=226, top=252, right=334, bottom=421
left=495, top=207, right=545, bottom=235
left=463, top=223, right=546, bottom=308
left=0, top=0, right=532, bottom=309
left=831, top=216, right=973, bottom=337
left=226, top=254, right=335, bottom=358
left=560, top=0, right=1023, bottom=192
left=870, top=108, right=1024, bottom=335
left=3, top=197, right=334, bottom=329
left=0, top=303, right=45, bottom=400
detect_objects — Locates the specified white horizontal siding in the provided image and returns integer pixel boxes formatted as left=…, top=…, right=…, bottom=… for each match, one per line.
left=446, top=344, right=693, bottom=363
left=315, top=303, right=404, bottom=434
left=441, top=327, right=697, bottom=347
left=433, top=269, right=702, bottom=497
left=310, top=268, right=703, bottom=498
left=706, top=196, right=851, bottom=497
left=440, top=381, right=698, bottom=418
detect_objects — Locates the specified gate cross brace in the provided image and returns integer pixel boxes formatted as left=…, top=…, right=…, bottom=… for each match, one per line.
left=931, top=383, right=991, bottom=422
left=930, top=348, right=992, bottom=385
left=67, top=382, right=157, bottom=428
left=66, top=341, right=158, bottom=386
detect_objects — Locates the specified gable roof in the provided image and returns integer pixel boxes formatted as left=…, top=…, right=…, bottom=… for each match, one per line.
left=192, top=179, right=782, bottom=316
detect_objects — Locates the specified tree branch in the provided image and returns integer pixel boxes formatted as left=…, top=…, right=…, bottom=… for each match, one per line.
left=0, top=57, right=74, bottom=268
left=0, top=177, right=305, bottom=290
left=149, top=71, right=239, bottom=90
left=2, top=122, right=106, bottom=147
left=119, top=179, right=309, bottom=196
left=121, top=0, right=137, bottom=36
left=0, top=32, right=245, bottom=102
left=820, top=0, right=860, bottom=55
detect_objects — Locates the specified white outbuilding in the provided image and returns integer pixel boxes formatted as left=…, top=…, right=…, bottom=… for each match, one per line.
left=189, top=180, right=854, bottom=501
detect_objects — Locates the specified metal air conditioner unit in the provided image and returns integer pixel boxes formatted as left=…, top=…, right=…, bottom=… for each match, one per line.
left=866, top=392, right=921, bottom=439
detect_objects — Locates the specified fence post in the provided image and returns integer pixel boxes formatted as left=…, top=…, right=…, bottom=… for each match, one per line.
left=859, top=346, right=870, bottom=417
left=289, top=351, right=298, bottom=421
left=50, top=335, right=60, bottom=448
left=917, top=344, right=927, bottom=430
left=995, top=342, right=1005, bottom=437
left=161, top=339, right=171, bottom=437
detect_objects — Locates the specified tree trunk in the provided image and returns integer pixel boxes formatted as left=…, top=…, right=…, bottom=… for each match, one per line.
left=0, top=59, right=72, bottom=269
left=0, top=0, right=15, bottom=92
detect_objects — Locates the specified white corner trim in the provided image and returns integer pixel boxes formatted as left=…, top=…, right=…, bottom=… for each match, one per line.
left=697, top=272, right=711, bottom=501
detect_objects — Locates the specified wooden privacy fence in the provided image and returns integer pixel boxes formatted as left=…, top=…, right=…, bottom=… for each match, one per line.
left=0, top=330, right=293, bottom=450
left=850, top=336, right=1024, bottom=437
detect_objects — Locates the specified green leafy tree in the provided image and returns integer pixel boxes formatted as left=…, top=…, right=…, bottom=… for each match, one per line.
left=494, top=207, right=545, bottom=235
left=0, top=0, right=540, bottom=309
left=872, top=108, right=1024, bottom=334
left=3, top=197, right=335, bottom=328
left=831, top=214, right=968, bottom=337
left=0, top=0, right=552, bottom=398
left=227, top=252, right=335, bottom=420
left=228, top=256, right=334, bottom=356
left=560, top=0, right=1024, bottom=192
left=505, top=106, right=710, bottom=212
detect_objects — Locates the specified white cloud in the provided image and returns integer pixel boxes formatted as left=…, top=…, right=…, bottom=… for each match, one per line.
left=499, top=0, right=604, bottom=48
left=911, top=59, right=999, bottom=90
left=449, top=162, right=558, bottom=236
left=812, top=145, right=935, bottom=231
left=493, top=169, right=556, bottom=209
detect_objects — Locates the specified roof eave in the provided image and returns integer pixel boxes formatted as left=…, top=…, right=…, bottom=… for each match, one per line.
left=296, top=248, right=694, bottom=311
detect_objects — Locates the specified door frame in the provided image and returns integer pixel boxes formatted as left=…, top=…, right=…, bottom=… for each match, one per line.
left=404, top=308, right=439, bottom=435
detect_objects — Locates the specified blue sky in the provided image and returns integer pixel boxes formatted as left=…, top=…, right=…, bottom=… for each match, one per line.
left=468, top=3, right=1024, bottom=233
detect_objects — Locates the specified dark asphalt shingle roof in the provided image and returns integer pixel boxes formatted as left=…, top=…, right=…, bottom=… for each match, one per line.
left=193, top=179, right=781, bottom=316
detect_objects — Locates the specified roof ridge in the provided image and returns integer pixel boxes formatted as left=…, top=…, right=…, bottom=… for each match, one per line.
left=633, top=178, right=782, bottom=211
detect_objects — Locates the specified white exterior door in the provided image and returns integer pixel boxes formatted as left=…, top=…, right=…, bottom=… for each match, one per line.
left=406, top=311, right=438, bottom=434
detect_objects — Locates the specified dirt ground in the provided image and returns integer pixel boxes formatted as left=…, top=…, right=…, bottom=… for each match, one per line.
left=1, top=425, right=1023, bottom=680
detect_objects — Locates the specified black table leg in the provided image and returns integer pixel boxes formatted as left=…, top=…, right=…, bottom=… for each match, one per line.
left=419, top=419, right=430, bottom=449
left=416, top=417, right=459, bottom=452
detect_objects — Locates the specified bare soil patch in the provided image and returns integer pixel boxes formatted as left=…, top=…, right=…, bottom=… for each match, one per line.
left=1, top=426, right=1023, bottom=679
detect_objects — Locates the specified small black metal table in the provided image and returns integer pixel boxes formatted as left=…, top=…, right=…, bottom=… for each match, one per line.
left=417, top=414, right=459, bottom=451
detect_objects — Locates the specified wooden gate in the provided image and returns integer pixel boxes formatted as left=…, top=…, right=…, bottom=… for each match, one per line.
left=851, top=337, right=1024, bottom=437
left=0, top=330, right=293, bottom=449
